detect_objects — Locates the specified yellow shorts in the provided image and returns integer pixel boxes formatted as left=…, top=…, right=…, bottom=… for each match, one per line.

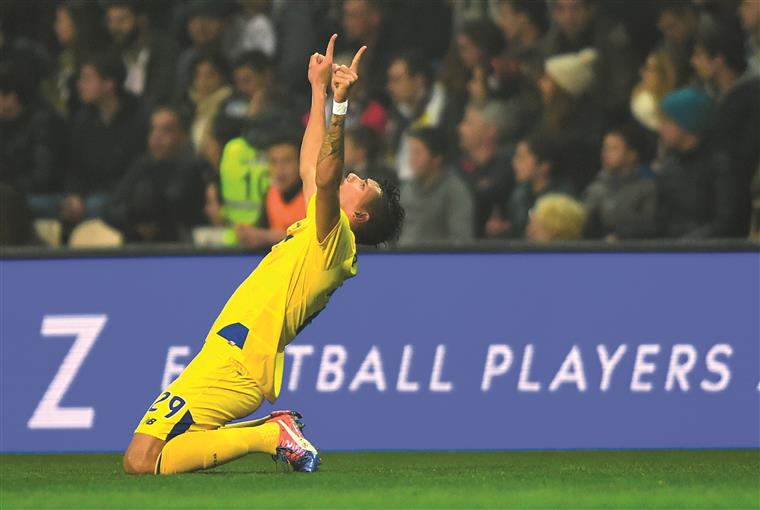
left=134, top=336, right=264, bottom=442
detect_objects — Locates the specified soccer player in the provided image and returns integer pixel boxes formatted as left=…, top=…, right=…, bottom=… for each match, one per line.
left=123, top=34, right=404, bottom=475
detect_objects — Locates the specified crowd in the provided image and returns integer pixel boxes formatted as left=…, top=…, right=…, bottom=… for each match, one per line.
left=1, top=0, right=759, bottom=248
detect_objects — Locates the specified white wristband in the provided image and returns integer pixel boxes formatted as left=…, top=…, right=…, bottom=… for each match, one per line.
left=332, top=99, right=348, bottom=116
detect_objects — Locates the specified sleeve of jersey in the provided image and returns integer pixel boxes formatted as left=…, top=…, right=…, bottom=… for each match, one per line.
left=308, top=195, right=357, bottom=272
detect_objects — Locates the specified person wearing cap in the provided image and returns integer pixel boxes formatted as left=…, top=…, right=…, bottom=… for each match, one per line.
left=537, top=48, right=603, bottom=191
left=655, top=87, right=715, bottom=237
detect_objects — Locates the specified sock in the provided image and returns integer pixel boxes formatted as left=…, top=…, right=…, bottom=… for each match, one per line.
left=155, top=422, right=280, bottom=474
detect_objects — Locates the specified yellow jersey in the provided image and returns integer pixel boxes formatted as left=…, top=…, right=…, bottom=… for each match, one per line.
left=206, top=193, right=357, bottom=402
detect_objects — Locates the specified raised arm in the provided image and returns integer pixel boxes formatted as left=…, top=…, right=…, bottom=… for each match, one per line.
left=300, top=35, right=336, bottom=204
left=315, top=44, right=365, bottom=242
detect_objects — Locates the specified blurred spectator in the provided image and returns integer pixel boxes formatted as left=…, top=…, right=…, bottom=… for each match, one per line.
left=216, top=50, right=287, bottom=142
left=440, top=19, right=505, bottom=145
left=57, top=51, right=147, bottom=225
left=207, top=134, right=270, bottom=239
left=49, top=2, right=105, bottom=117
left=345, top=125, right=398, bottom=187
left=457, top=100, right=515, bottom=238
left=270, top=0, right=319, bottom=99
left=538, top=48, right=602, bottom=190
left=502, top=133, right=574, bottom=239
left=752, top=160, right=760, bottom=240
left=544, top=0, right=637, bottom=121
left=739, top=0, right=760, bottom=74
left=227, top=0, right=276, bottom=58
left=104, top=106, right=207, bottom=243
left=103, top=0, right=178, bottom=109
left=0, top=69, right=64, bottom=196
left=0, top=183, right=41, bottom=246
left=174, top=0, right=233, bottom=103
left=656, top=1, right=701, bottom=86
left=385, top=51, right=446, bottom=181
left=690, top=22, right=760, bottom=237
left=655, top=87, right=715, bottom=237
left=399, top=127, right=473, bottom=245
left=236, top=134, right=304, bottom=249
left=490, top=0, right=549, bottom=98
left=527, top=193, right=585, bottom=242
left=339, top=0, right=392, bottom=102
left=630, top=48, right=679, bottom=132
left=583, top=125, right=658, bottom=240
left=184, top=51, right=233, bottom=155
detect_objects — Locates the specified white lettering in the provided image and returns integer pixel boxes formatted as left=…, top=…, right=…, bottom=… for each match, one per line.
left=518, top=344, right=541, bottom=392
left=429, top=345, right=453, bottom=392
left=316, top=345, right=347, bottom=392
left=349, top=346, right=386, bottom=391
left=597, top=344, right=627, bottom=392
left=481, top=345, right=513, bottom=391
left=161, top=346, right=190, bottom=390
left=28, top=315, right=106, bottom=429
left=396, top=345, right=419, bottom=392
left=631, top=344, right=660, bottom=392
left=665, top=344, right=697, bottom=391
left=700, top=344, right=733, bottom=392
left=549, top=345, right=587, bottom=392
left=285, top=345, right=314, bottom=391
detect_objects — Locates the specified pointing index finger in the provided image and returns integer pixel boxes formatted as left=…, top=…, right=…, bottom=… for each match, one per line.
left=325, top=33, right=337, bottom=60
left=351, top=45, right=367, bottom=73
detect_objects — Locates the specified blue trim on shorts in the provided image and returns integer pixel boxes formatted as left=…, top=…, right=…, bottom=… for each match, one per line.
left=166, top=410, right=194, bottom=442
left=217, top=322, right=248, bottom=349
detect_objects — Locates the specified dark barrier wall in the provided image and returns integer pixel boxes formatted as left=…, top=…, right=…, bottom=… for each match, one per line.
left=1, top=249, right=758, bottom=452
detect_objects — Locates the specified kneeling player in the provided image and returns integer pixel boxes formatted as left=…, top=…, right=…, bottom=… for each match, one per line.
left=123, top=35, right=403, bottom=475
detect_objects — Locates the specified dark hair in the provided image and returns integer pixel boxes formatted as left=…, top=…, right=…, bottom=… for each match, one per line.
left=459, top=19, right=505, bottom=60
left=151, top=104, right=192, bottom=132
left=522, top=132, right=559, bottom=170
left=191, top=49, right=231, bottom=83
left=503, top=0, right=549, bottom=33
left=355, top=180, right=405, bottom=246
left=606, top=123, right=647, bottom=160
left=658, top=0, right=697, bottom=18
left=101, top=0, right=141, bottom=15
left=232, top=50, right=274, bottom=74
left=80, top=50, right=126, bottom=94
left=697, top=22, right=747, bottom=74
left=408, top=127, right=447, bottom=158
left=346, top=125, right=380, bottom=161
left=264, top=132, right=301, bottom=152
left=391, top=50, right=432, bottom=85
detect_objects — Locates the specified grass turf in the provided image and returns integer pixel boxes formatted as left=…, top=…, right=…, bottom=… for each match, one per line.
left=1, top=450, right=758, bottom=509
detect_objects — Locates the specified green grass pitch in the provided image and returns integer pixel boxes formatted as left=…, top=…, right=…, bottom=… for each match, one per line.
left=1, top=450, right=758, bottom=509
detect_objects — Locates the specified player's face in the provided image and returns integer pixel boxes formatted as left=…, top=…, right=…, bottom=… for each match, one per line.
left=340, top=173, right=381, bottom=226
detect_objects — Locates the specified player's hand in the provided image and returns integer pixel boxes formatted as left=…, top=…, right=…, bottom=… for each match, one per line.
left=308, top=34, right=337, bottom=91
left=331, top=45, right=366, bottom=103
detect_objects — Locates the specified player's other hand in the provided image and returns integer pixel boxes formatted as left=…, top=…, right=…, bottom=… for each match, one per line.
left=308, top=34, right=337, bottom=92
left=331, top=45, right=366, bottom=103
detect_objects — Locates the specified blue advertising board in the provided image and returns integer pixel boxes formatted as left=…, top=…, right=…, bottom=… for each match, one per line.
left=1, top=251, right=758, bottom=452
